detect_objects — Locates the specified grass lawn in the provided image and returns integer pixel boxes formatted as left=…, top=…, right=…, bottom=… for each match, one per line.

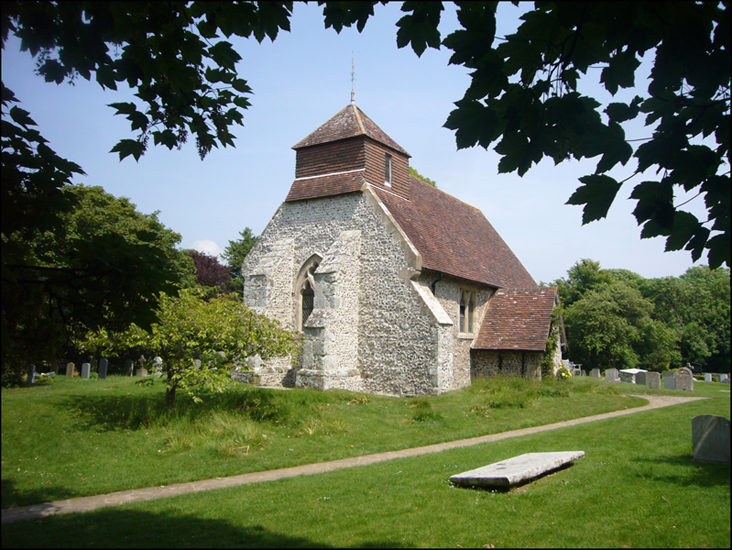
left=2, top=375, right=730, bottom=547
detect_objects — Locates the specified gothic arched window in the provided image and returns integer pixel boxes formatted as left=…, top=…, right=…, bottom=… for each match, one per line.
left=295, top=255, right=321, bottom=331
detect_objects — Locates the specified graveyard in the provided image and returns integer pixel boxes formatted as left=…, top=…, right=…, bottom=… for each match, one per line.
left=2, top=373, right=730, bottom=548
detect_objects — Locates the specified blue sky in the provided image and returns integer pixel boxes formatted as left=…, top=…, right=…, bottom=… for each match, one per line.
left=2, top=2, right=710, bottom=283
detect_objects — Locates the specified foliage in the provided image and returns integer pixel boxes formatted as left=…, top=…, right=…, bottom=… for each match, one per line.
left=185, top=250, right=233, bottom=293
left=80, top=288, right=299, bottom=407
left=4, top=2, right=728, bottom=272
left=553, top=258, right=615, bottom=306
left=2, top=183, right=185, bottom=386
left=556, top=365, right=572, bottom=380
left=408, top=166, right=437, bottom=187
left=641, top=266, right=731, bottom=371
left=222, top=227, right=259, bottom=279
left=563, top=280, right=680, bottom=371
left=436, top=1, right=730, bottom=268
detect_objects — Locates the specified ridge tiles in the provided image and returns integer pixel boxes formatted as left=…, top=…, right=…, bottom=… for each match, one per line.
left=293, top=103, right=410, bottom=156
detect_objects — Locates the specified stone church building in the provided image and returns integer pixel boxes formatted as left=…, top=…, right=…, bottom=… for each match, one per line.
left=239, top=103, right=562, bottom=397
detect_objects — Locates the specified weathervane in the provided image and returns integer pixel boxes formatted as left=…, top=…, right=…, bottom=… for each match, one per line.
left=351, top=52, right=355, bottom=104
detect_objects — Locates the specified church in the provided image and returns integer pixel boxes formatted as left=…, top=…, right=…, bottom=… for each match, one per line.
left=238, top=102, right=563, bottom=397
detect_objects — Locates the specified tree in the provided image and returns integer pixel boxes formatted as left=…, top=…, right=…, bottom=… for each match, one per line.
left=186, top=250, right=233, bottom=293
left=1, top=183, right=188, bottom=385
left=641, top=266, right=730, bottom=372
left=563, top=281, right=680, bottom=371
left=409, top=166, right=437, bottom=187
left=81, top=288, right=300, bottom=407
left=553, top=258, right=615, bottom=307
left=222, top=227, right=259, bottom=279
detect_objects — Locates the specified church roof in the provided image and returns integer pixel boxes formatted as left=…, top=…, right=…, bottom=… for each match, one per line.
left=472, top=287, right=558, bottom=351
left=292, top=103, right=410, bottom=156
left=374, top=176, right=537, bottom=288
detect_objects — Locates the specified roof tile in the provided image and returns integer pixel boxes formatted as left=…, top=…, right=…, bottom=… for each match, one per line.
left=293, top=104, right=410, bottom=156
left=473, top=287, right=558, bottom=351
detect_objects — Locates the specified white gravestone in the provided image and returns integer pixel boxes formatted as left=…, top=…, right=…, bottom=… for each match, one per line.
left=65, top=362, right=75, bottom=377
left=81, top=363, right=90, bottom=379
left=705, top=373, right=713, bottom=382
left=590, top=368, right=601, bottom=379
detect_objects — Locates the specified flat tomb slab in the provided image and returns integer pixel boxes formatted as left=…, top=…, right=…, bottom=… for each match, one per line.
left=450, top=451, right=585, bottom=487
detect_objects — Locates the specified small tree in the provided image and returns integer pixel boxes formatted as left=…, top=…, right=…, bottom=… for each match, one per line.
left=186, top=250, right=233, bottom=293
left=83, top=288, right=299, bottom=407
left=222, top=228, right=259, bottom=279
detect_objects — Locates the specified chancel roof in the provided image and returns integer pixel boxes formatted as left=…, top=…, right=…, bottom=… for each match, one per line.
left=374, top=176, right=537, bottom=288
left=292, top=103, right=410, bottom=156
left=472, top=287, right=558, bottom=351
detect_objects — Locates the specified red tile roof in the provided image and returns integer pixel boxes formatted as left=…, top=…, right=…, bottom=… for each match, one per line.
left=473, top=287, right=558, bottom=351
left=285, top=170, right=366, bottom=202
left=374, top=176, right=537, bottom=287
left=293, top=104, right=410, bottom=156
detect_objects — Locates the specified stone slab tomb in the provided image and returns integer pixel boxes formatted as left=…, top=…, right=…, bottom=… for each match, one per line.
left=450, top=451, right=585, bottom=488
left=692, top=415, right=730, bottom=464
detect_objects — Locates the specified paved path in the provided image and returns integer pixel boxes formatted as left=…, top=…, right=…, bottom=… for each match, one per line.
left=2, top=394, right=703, bottom=524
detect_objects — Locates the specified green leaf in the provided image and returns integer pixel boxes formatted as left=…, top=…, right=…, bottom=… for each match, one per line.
left=566, top=175, right=623, bottom=224
left=664, top=211, right=702, bottom=251
left=208, top=41, right=242, bottom=71
left=110, top=139, right=145, bottom=162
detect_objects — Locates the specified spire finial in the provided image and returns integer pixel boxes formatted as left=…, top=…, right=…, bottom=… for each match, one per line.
left=351, top=52, right=355, bottom=104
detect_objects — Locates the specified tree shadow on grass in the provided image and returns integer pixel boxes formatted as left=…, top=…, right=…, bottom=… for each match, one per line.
left=0, top=507, right=409, bottom=548
left=631, top=454, right=730, bottom=488
left=63, top=386, right=292, bottom=432
left=1, top=479, right=77, bottom=511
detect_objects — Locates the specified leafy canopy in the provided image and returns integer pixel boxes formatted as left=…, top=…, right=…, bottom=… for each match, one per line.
left=80, top=288, right=300, bottom=407
left=222, top=227, right=259, bottom=279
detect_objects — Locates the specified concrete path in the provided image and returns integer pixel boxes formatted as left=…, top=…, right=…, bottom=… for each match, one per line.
left=1, top=394, right=703, bottom=524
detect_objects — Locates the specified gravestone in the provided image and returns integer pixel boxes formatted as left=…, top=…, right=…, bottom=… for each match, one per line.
left=81, top=363, right=90, bottom=379
left=720, top=374, right=729, bottom=383
left=27, top=364, right=36, bottom=384
left=663, top=372, right=675, bottom=390
left=605, top=368, right=619, bottom=383
left=124, top=359, right=134, bottom=376
left=90, top=358, right=98, bottom=373
left=590, top=368, right=601, bottom=379
left=98, top=358, right=108, bottom=379
left=636, top=371, right=647, bottom=386
left=692, top=415, right=730, bottom=464
left=645, top=372, right=661, bottom=390
left=675, top=367, right=694, bottom=392
left=705, top=373, right=713, bottom=382
left=153, top=357, right=163, bottom=376
left=65, top=362, right=75, bottom=377
left=135, top=367, right=148, bottom=377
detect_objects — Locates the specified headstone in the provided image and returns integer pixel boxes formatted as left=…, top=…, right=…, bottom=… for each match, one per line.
left=135, top=367, right=148, bottom=377
left=81, top=363, right=90, bottom=379
left=605, top=368, right=619, bottom=382
left=705, top=373, right=713, bottom=382
left=720, top=374, right=729, bottom=383
left=675, top=367, right=694, bottom=392
left=90, top=358, right=98, bottom=373
left=27, top=364, right=36, bottom=384
left=450, top=451, right=585, bottom=487
left=124, top=359, right=134, bottom=376
left=663, top=371, right=675, bottom=390
left=65, top=362, right=75, bottom=377
left=692, top=415, right=730, bottom=464
left=636, top=371, right=647, bottom=386
left=194, top=359, right=201, bottom=370
left=645, top=372, right=661, bottom=390
left=98, top=358, right=108, bottom=379
left=590, top=368, right=601, bottom=379
left=153, top=357, right=163, bottom=376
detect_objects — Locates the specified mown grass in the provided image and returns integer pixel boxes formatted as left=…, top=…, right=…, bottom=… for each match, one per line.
left=2, top=379, right=729, bottom=548
left=2, top=374, right=646, bottom=509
